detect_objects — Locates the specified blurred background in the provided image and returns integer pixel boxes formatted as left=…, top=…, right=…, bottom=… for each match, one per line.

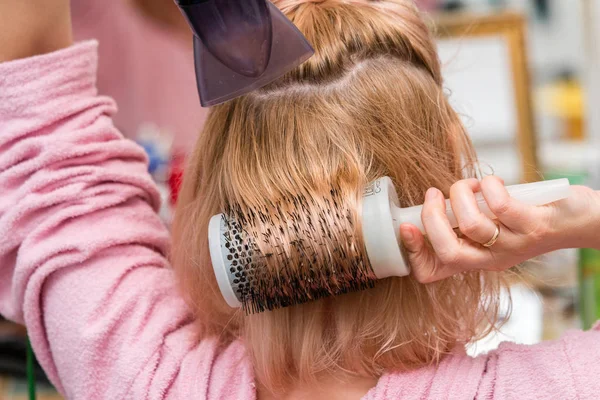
left=2, top=0, right=600, bottom=398
left=420, top=0, right=600, bottom=356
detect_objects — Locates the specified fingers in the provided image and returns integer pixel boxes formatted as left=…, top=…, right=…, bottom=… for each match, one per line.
left=403, top=177, right=554, bottom=284
left=401, top=221, right=484, bottom=283
left=399, top=224, right=432, bottom=278
left=421, top=188, right=460, bottom=266
left=400, top=223, right=448, bottom=283
left=480, top=176, right=538, bottom=233
left=420, top=188, right=489, bottom=271
left=450, top=179, right=499, bottom=245
left=404, top=179, right=514, bottom=283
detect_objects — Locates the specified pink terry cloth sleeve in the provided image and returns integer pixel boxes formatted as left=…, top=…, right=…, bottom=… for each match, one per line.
left=369, top=325, right=600, bottom=399
left=474, top=323, right=600, bottom=399
left=0, top=42, right=255, bottom=400
left=549, top=322, right=600, bottom=398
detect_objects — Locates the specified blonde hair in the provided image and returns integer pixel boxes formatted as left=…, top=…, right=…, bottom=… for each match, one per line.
left=172, top=0, right=506, bottom=393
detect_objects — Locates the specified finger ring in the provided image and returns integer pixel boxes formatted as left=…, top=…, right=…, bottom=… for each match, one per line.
left=483, top=225, right=500, bottom=248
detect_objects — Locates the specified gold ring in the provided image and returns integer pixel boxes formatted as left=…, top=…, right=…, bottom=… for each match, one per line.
left=483, top=225, right=500, bottom=248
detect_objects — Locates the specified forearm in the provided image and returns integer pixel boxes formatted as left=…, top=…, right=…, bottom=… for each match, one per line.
left=0, top=43, right=193, bottom=398
left=0, top=0, right=72, bottom=62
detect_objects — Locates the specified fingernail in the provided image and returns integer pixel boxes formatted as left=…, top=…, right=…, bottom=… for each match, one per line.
left=426, top=188, right=437, bottom=201
left=401, top=226, right=414, bottom=242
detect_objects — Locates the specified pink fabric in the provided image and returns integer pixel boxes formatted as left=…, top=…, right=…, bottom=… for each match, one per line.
left=71, top=0, right=207, bottom=153
left=1, top=42, right=600, bottom=400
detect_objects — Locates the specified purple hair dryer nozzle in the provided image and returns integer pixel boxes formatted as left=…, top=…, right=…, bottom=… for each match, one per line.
left=176, top=0, right=314, bottom=107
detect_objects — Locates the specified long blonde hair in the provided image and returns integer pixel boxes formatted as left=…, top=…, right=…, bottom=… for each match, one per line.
left=172, top=0, right=506, bottom=393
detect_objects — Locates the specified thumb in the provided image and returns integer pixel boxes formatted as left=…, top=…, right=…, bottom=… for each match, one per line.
left=400, top=224, right=436, bottom=283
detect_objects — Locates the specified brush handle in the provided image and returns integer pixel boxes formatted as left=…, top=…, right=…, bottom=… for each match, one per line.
left=394, top=179, right=571, bottom=235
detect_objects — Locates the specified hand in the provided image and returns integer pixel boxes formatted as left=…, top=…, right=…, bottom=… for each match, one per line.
left=399, top=176, right=600, bottom=283
left=0, top=1, right=72, bottom=62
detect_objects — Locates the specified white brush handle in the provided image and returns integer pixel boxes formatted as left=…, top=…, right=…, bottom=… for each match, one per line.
left=394, top=179, right=571, bottom=234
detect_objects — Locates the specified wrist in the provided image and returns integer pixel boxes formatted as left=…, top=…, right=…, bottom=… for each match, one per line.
left=545, top=186, right=600, bottom=251
left=587, top=190, right=600, bottom=250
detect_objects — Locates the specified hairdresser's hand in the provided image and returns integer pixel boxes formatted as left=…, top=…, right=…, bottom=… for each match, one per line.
left=0, top=1, right=72, bottom=63
left=400, top=176, right=600, bottom=283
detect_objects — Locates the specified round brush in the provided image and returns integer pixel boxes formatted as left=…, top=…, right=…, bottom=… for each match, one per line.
left=209, top=177, right=571, bottom=313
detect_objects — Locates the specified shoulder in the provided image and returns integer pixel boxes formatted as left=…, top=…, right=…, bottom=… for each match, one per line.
left=478, top=325, right=600, bottom=400
left=369, top=326, right=600, bottom=400
left=366, top=351, right=487, bottom=400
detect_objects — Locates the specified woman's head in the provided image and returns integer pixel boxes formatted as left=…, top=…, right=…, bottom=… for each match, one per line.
left=173, top=0, right=505, bottom=392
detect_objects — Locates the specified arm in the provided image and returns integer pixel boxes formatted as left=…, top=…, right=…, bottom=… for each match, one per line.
left=0, top=0, right=72, bottom=62
left=400, top=177, right=600, bottom=282
left=399, top=176, right=600, bottom=394
left=0, top=17, right=198, bottom=400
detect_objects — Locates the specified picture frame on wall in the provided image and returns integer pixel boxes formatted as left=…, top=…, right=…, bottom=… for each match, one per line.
left=434, top=12, right=539, bottom=183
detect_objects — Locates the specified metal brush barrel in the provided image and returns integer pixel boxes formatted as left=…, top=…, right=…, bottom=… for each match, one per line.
left=209, top=214, right=253, bottom=309
left=208, top=190, right=379, bottom=313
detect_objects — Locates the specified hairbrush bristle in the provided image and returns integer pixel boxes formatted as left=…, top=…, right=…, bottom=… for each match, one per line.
left=223, top=187, right=377, bottom=314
